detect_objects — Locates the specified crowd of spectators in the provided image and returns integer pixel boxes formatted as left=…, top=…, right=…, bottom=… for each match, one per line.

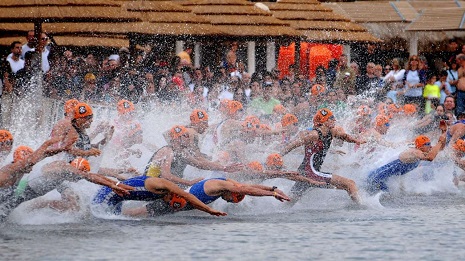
left=2, top=32, right=465, bottom=127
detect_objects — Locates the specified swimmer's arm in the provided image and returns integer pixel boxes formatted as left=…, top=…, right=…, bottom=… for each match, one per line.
left=422, top=135, right=446, bottom=161
left=185, top=155, right=228, bottom=171
left=281, top=131, right=314, bottom=155
left=147, top=178, right=226, bottom=216
left=222, top=181, right=290, bottom=201
left=333, top=127, right=364, bottom=145
left=68, top=147, right=101, bottom=157
left=158, top=149, right=201, bottom=186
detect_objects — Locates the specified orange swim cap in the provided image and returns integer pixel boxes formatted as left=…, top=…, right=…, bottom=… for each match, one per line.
left=311, top=84, right=325, bottom=96
left=70, top=157, right=91, bottom=172
left=64, top=99, right=79, bottom=116
left=169, top=125, right=188, bottom=140
left=13, top=145, right=33, bottom=163
left=169, top=193, right=187, bottom=210
left=313, top=108, right=334, bottom=126
left=247, top=161, right=264, bottom=172
left=219, top=99, right=231, bottom=114
left=74, top=103, right=93, bottom=119
left=357, top=105, right=372, bottom=116
left=403, top=104, right=417, bottom=115
left=415, top=135, right=431, bottom=148
left=227, top=100, right=243, bottom=116
left=190, top=109, right=209, bottom=124
left=117, top=99, right=135, bottom=115
left=242, top=115, right=260, bottom=130
left=375, top=114, right=390, bottom=127
left=230, top=192, right=245, bottom=203
left=266, top=153, right=284, bottom=168
left=281, top=113, right=298, bottom=127
left=0, top=130, right=13, bottom=143
left=273, top=104, right=286, bottom=115
left=454, top=139, right=465, bottom=152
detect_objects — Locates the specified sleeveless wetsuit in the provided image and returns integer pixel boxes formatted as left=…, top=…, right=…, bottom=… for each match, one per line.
left=291, top=128, right=333, bottom=196
left=65, top=122, right=92, bottom=162
left=189, top=178, right=225, bottom=204
left=366, top=159, right=420, bottom=193
left=92, top=175, right=164, bottom=215
left=143, top=146, right=189, bottom=187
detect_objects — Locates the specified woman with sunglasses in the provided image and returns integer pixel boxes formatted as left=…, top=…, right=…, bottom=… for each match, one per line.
left=366, top=131, right=446, bottom=194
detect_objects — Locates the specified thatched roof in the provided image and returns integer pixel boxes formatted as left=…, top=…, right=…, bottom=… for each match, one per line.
left=178, top=0, right=299, bottom=37
left=263, top=0, right=381, bottom=43
left=323, top=2, right=412, bottom=23
left=0, top=35, right=129, bottom=47
left=42, top=22, right=222, bottom=36
left=406, top=8, right=465, bottom=31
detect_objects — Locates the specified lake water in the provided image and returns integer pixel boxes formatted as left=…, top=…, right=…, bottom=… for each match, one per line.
left=2, top=189, right=465, bottom=261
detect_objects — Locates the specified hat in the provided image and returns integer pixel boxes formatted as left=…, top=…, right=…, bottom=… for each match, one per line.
left=74, top=103, right=93, bottom=119
left=375, top=115, right=390, bottom=127
left=273, top=104, right=286, bottom=114
left=190, top=109, right=209, bottom=124
left=169, top=125, right=188, bottom=140
left=266, top=153, right=284, bottom=168
left=415, top=135, right=431, bottom=148
left=0, top=130, right=14, bottom=143
left=108, top=54, right=120, bottom=61
left=219, top=99, right=231, bottom=114
left=403, top=104, right=417, bottom=115
left=281, top=113, right=298, bottom=127
left=13, top=145, right=33, bottom=163
left=119, top=47, right=130, bottom=54
left=311, top=84, right=325, bottom=96
left=247, top=161, right=264, bottom=172
left=313, top=108, right=334, bottom=126
left=357, top=105, right=372, bottom=116
left=64, top=99, right=79, bottom=116
left=70, top=157, right=91, bottom=172
left=454, top=139, right=465, bottom=152
left=117, top=99, right=135, bottom=115
left=84, top=73, right=96, bottom=82
left=227, top=100, right=243, bottom=116
left=169, top=193, right=187, bottom=210
left=242, top=115, right=260, bottom=130
left=230, top=192, right=245, bottom=203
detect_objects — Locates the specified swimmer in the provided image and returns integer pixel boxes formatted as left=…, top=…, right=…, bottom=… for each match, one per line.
left=281, top=108, right=365, bottom=203
left=366, top=133, right=446, bottom=193
left=23, top=158, right=132, bottom=212
left=92, top=175, right=227, bottom=217
left=130, top=177, right=290, bottom=217
left=144, top=125, right=243, bottom=188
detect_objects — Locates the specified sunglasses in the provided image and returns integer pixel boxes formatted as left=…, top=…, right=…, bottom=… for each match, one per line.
left=41, top=37, right=49, bottom=41
left=385, top=123, right=390, bottom=127
left=423, top=142, right=431, bottom=146
left=0, top=140, right=13, bottom=147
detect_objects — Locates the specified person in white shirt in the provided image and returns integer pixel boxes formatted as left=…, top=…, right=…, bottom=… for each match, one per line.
left=6, top=41, right=25, bottom=74
left=21, top=30, right=36, bottom=59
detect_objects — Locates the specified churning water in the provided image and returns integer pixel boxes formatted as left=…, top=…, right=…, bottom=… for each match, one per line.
left=2, top=95, right=465, bottom=260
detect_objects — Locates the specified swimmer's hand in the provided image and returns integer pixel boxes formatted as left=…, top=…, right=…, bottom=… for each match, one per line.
left=273, top=189, right=291, bottom=202
left=189, top=177, right=204, bottom=186
left=355, top=139, right=367, bottom=146
left=111, top=183, right=134, bottom=197
left=122, top=167, right=139, bottom=176
left=223, top=163, right=245, bottom=173
left=208, top=208, right=227, bottom=217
